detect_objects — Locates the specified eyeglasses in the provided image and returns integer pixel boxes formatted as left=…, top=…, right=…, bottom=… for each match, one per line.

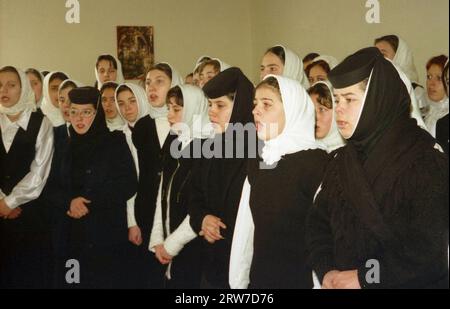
left=69, top=109, right=96, bottom=118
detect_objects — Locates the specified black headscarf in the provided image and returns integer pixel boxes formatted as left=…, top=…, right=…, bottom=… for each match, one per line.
left=327, top=47, right=436, bottom=246
left=68, top=87, right=109, bottom=196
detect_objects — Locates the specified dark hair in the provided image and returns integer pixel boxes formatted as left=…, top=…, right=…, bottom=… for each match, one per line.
left=186, top=73, right=194, bottom=79
left=49, top=72, right=69, bottom=84
left=426, top=55, right=448, bottom=71
left=199, top=60, right=221, bottom=75
left=96, top=55, right=118, bottom=70
left=116, top=85, right=133, bottom=97
left=255, top=76, right=281, bottom=100
left=146, top=63, right=173, bottom=80
left=303, top=53, right=320, bottom=63
left=307, top=83, right=333, bottom=109
left=42, top=71, right=50, bottom=77
left=0, top=66, right=22, bottom=87
left=60, top=81, right=77, bottom=92
left=265, top=46, right=286, bottom=65
left=305, top=60, right=331, bottom=79
left=100, top=82, right=119, bottom=94
left=25, top=68, right=43, bottom=83
left=443, top=62, right=449, bottom=97
left=374, top=35, right=399, bottom=53
left=166, top=86, right=184, bottom=107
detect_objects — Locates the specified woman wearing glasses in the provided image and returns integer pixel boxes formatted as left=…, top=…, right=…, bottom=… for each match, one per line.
left=45, top=86, right=137, bottom=288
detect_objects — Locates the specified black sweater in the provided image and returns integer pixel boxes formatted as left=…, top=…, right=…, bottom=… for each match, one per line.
left=248, top=149, right=329, bottom=289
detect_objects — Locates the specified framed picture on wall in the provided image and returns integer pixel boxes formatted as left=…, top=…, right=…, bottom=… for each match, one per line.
left=117, top=26, right=155, bottom=81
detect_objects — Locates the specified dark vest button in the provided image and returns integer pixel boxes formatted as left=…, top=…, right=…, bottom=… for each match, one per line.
left=86, top=169, right=92, bottom=175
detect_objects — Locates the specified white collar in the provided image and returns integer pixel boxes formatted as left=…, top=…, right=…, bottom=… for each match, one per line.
left=0, top=109, right=32, bottom=131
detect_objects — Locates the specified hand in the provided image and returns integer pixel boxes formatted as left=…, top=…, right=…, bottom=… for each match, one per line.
left=67, top=197, right=91, bottom=219
left=331, top=270, right=361, bottom=289
left=128, top=226, right=143, bottom=246
left=154, top=244, right=173, bottom=265
left=200, top=215, right=227, bottom=244
left=322, top=270, right=340, bottom=289
left=6, top=207, right=22, bottom=220
left=0, top=199, right=13, bottom=218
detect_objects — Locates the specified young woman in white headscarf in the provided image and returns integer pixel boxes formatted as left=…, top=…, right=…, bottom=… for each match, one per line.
left=0, top=66, right=54, bottom=288
left=149, top=84, right=212, bottom=289
left=41, top=71, right=70, bottom=127
left=374, top=35, right=427, bottom=112
left=94, top=54, right=125, bottom=90
left=100, top=82, right=125, bottom=132
left=423, top=55, right=449, bottom=141
left=131, top=62, right=184, bottom=288
left=229, top=75, right=328, bottom=289
left=308, top=81, right=346, bottom=153
left=260, top=45, right=310, bottom=89
left=305, top=55, right=339, bottom=85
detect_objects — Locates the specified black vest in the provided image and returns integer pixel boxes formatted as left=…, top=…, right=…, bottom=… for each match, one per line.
left=0, top=112, right=43, bottom=195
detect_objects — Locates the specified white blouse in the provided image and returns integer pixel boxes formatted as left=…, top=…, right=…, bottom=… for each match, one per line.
left=0, top=110, right=54, bottom=209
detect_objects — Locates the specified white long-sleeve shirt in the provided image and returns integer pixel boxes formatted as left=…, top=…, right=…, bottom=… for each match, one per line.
left=0, top=110, right=54, bottom=209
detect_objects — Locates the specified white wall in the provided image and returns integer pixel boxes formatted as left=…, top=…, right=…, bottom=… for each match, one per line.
left=0, top=0, right=254, bottom=84
left=0, top=0, right=448, bottom=85
left=250, top=0, right=449, bottom=83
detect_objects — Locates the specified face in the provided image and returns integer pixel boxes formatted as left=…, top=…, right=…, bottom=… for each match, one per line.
left=310, top=94, right=333, bottom=139
left=199, top=65, right=219, bottom=88
left=101, top=88, right=119, bottom=120
left=208, top=95, right=234, bottom=134
left=427, top=64, right=446, bottom=102
left=27, top=73, right=43, bottom=103
left=145, top=69, right=172, bottom=108
left=260, top=52, right=285, bottom=81
left=117, top=90, right=138, bottom=124
left=69, top=103, right=97, bottom=135
left=97, top=60, right=117, bottom=85
left=375, top=41, right=396, bottom=60
left=334, top=82, right=366, bottom=139
left=49, top=78, right=64, bottom=108
left=0, top=72, right=21, bottom=108
left=253, top=86, right=286, bottom=141
left=58, top=87, right=74, bottom=122
left=308, top=65, right=328, bottom=85
left=193, top=72, right=200, bottom=87
left=185, top=75, right=194, bottom=85
left=167, top=97, right=184, bottom=128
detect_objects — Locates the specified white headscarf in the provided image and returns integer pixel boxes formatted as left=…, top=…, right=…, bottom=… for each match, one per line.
left=114, top=83, right=150, bottom=128
left=41, top=71, right=68, bottom=127
left=388, top=59, right=427, bottom=129
left=212, top=58, right=231, bottom=72
left=275, top=45, right=310, bottom=90
left=58, top=79, right=84, bottom=123
left=148, top=62, right=184, bottom=119
left=393, top=37, right=419, bottom=84
left=193, top=55, right=212, bottom=72
left=261, top=75, right=325, bottom=166
left=424, top=96, right=449, bottom=138
left=313, top=55, right=339, bottom=70
left=0, top=67, right=36, bottom=115
left=172, top=85, right=213, bottom=149
left=312, top=81, right=346, bottom=153
left=94, top=54, right=125, bottom=90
